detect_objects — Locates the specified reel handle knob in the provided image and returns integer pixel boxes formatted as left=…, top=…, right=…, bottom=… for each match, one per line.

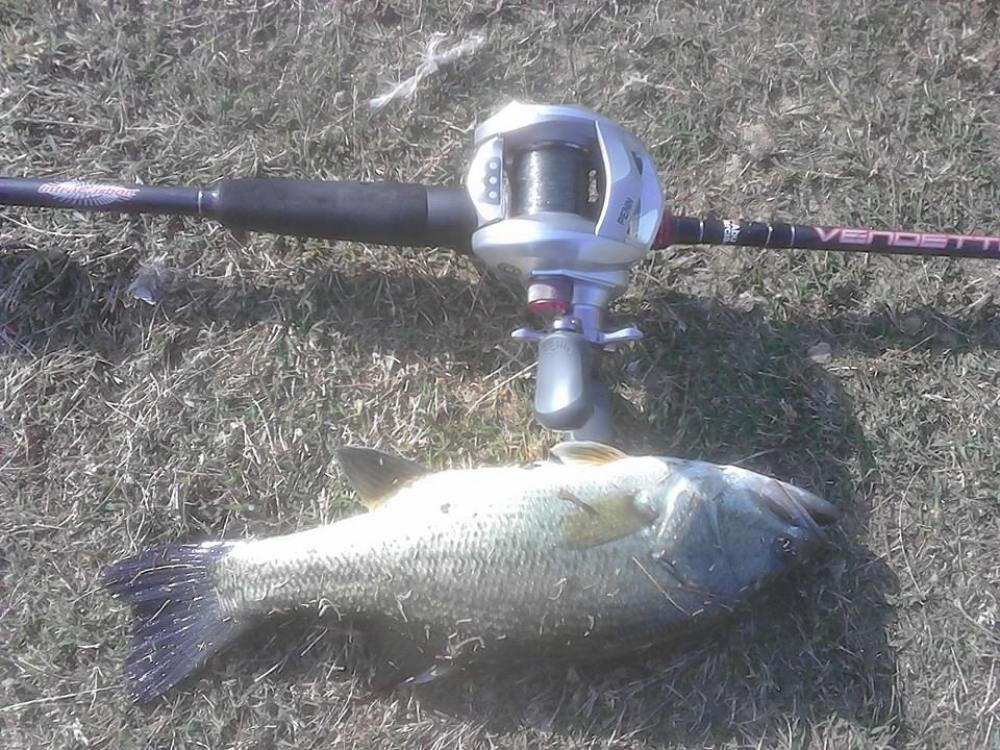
left=530, top=330, right=614, bottom=442
left=533, top=330, right=595, bottom=432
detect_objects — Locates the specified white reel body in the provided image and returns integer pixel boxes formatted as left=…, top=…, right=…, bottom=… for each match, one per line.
left=465, top=102, right=664, bottom=322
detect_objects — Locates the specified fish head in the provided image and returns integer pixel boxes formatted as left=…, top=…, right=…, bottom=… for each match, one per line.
left=644, top=460, right=840, bottom=597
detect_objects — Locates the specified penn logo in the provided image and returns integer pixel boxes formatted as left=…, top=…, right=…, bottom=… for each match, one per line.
left=617, top=197, right=634, bottom=226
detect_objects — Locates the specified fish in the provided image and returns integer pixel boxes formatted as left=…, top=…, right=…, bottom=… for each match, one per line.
left=102, top=441, right=839, bottom=703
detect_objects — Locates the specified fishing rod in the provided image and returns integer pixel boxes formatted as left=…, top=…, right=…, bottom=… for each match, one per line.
left=3, top=102, right=999, bottom=442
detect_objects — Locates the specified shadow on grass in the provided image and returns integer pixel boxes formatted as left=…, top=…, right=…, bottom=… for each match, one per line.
left=0, top=245, right=517, bottom=367
left=3, top=246, right=998, bottom=367
left=16, top=247, right=997, bottom=744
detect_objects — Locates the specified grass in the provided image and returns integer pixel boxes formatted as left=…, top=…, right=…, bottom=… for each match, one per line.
left=2, top=0, right=1000, bottom=747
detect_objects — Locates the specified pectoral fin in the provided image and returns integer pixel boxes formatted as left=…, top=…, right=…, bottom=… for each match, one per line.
left=559, top=491, right=656, bottom=550
left=336, top=446, right=429, bottom=510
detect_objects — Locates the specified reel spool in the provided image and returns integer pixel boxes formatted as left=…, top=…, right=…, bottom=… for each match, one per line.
left=464, top=103, right=664, bottom=439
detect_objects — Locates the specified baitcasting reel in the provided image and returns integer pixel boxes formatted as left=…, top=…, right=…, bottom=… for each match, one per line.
left=465, top=103, right=663, bottom=440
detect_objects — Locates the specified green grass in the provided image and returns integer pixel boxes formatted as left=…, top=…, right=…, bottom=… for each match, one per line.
left=3, top=1, right=1000, bottom=747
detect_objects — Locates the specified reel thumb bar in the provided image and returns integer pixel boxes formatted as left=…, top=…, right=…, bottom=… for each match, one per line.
left=656, top=215, right=1000, bottom=260
left=0, top=177, right=477, bottom=251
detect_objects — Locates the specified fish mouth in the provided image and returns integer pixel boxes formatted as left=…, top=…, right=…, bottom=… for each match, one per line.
left=756, top=478, right=840, bottom=536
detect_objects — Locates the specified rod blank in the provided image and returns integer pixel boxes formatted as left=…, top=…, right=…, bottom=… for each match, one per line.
left=659, top=216, right=1000, bottom=261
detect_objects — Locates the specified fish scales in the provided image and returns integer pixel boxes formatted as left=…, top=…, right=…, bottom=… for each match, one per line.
left=219, top=460, right=678, bottom=645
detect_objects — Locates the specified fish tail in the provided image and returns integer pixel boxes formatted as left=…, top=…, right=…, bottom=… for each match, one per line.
left=102, top=541, right=247, bottom=703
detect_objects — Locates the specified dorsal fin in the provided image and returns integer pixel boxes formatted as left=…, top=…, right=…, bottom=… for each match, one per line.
left=550, top=441, right=628, bottom=466
left=335, top=446, right=429, bottom=510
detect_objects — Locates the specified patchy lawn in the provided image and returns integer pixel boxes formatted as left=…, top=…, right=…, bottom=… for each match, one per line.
left=2, top=1, right=999, bottom=748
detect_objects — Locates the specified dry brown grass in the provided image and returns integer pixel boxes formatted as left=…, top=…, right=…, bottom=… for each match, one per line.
left=2, top=1, right=1000, bottom=747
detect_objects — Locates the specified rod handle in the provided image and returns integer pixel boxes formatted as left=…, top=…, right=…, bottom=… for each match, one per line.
left=212, top=179, right=476, bottom=250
